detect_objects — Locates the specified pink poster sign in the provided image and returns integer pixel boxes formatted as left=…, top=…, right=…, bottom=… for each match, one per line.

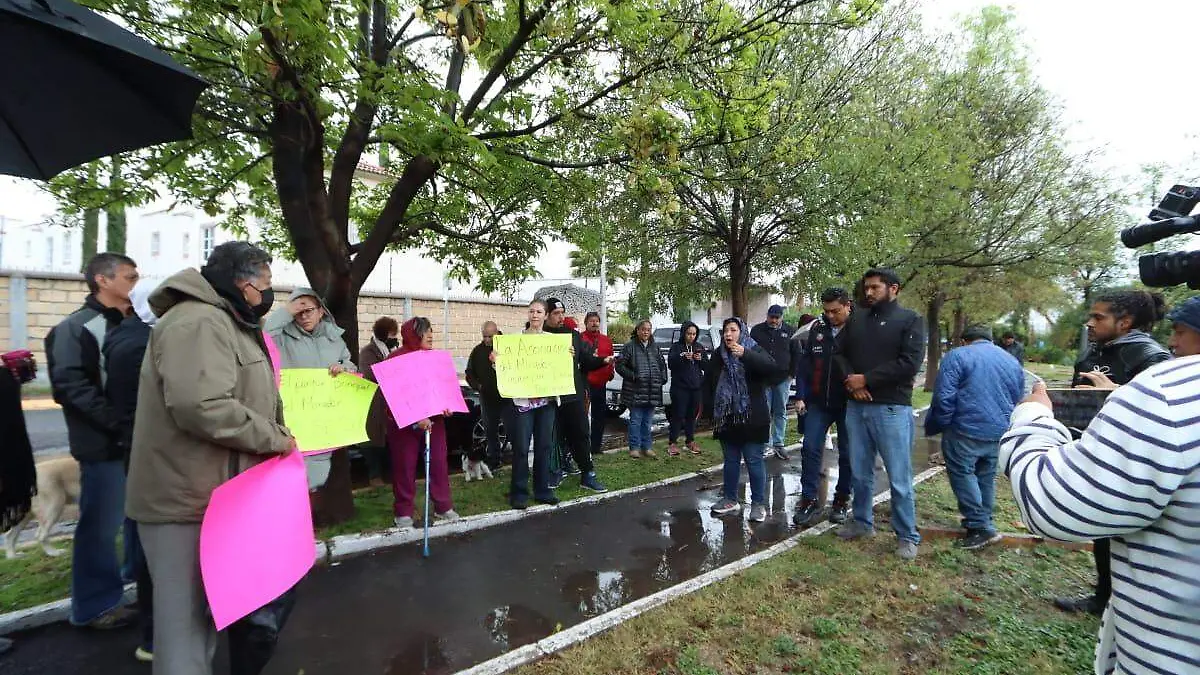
left=200, top=451, right=314, bottom=630
left=371, top=349, right=469, bottom=430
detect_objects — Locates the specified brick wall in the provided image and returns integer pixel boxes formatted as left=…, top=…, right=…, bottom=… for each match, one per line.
left=1, top=271, right=530, bottom=377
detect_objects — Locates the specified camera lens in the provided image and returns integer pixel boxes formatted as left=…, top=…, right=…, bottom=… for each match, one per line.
left=1139, top=251, right=1200, bottom=289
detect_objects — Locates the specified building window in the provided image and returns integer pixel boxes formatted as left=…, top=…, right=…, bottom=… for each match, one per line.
left=201, top=226, right=215, bottom=261
left=62, top=231, right=72, bottom=268
left=182, top=232, right=191, bottom=258
left=45, top=236, right=54, bottom=268
left=150, top=231, right=161, bottom=257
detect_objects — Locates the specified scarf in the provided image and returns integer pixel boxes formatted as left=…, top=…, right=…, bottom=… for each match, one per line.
left=0, top=370, right=36, bottom=532
left=713, top=317, right=759, bottom=431
left=200, top=266, right=259, bottom=326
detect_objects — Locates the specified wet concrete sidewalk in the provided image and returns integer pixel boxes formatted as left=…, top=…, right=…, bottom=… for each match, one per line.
left=2, top=440, right=935, bottom=675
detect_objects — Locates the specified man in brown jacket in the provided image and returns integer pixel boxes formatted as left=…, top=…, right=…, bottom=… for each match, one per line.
left=126, top=241, right=295, bottom=675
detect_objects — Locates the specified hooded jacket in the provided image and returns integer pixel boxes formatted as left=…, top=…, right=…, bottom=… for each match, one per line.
left=44, top=294, right=128, bottom=463
left=126, top=268, right=293, bottom=524
left=667, top=321, right=709, bottom=390
left=1073, top=330, right=1171, bottom=386
left=263, top=288, right=356, bottom=372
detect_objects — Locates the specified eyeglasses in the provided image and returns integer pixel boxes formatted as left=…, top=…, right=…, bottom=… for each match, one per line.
left=295, top=307, right=320, bottom=319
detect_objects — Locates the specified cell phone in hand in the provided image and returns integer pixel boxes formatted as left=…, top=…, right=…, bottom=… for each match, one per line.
left=1022, top=370, right=1043, bottom=398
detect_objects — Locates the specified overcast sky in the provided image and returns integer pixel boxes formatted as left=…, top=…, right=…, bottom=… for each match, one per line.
left=4, top=0, right=1198, bottom=229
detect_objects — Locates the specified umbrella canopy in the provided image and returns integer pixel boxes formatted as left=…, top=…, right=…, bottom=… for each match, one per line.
left=533, top=283, right=602, bottom=317
left=0, top=0, right=208, bottom=180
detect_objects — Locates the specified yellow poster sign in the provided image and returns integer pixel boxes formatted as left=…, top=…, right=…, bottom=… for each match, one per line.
left=279, top=369, right=379, bottom=452
left=493, top=333, right=575, bottom=399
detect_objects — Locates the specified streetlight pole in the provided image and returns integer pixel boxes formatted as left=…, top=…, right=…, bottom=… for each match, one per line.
left=599, top=223, right=608, bottom=334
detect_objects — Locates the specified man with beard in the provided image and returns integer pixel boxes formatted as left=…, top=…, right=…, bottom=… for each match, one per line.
left=837, top=268, right=925, bottom=560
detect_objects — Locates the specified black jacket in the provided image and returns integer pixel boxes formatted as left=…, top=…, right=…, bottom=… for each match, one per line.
left=749, top=321, right=800, bottom=385
left=1002, top=341, right=1025, bottom=364
left=45, top=295, right=127, bottom=462
left=838, top=299, right=925, bottom=407
left=465, top=340, right=501, bottom=404
left=103, top=316, right=152, bottom=456
left=794, top=318, right=849, bottom=410
left=1073, top=330, right=1170, bottom=386
left=705, top=344, right=783, bottom=444
left=616, top=338, right=668, bottom=408
left=546, top=325, right=605, bottom=403
left=667, top=322, right=709, bottom=390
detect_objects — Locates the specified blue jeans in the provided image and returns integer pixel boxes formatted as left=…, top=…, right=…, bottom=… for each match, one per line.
left=801, top=403, right=852, bottom=502
left=668, top=387, right=701, bottom=444
left=70, top=459, right=129, bottom=625
left=628, top=406, right=654, bottom=451
left=506, top=404, right=556, bottom=502
left=844, top=402, right=919, bottom=544
left=721, top=441, right=767, bottom=505
left=766, top=380, right=791, bottom=447
left=589, top=385, right=608, bottom=455
left=941, top=429, right=1000, bottom=534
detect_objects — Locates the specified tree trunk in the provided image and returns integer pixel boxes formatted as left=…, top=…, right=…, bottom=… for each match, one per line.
left=728, top=250, right=750, bottom=320
left=951, top=306, right=966, bottom=344
left=923, top=292, right=945, bottom=391
left=308, top=291, right=361, bottom=526
left=105, top=156, right=126, bottom=254
left=80, top=207, right=98, bottom=272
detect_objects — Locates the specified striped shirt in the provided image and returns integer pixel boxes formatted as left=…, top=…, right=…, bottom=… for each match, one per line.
left=1000, top=355, right=1200, bottom=675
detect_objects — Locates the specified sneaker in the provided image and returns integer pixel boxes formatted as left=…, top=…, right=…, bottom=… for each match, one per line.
left=535, top=494, right=560, bottom=506
left=134, top=646, right=154, bottom=662
left=668, top=443, right=681, bottom=456
left=644, top=449, right=658, bottom=458
left=958, top=530, right=1002, bottom=551
left=510, top=498, right=529, bottom=510
left=84, top=606, right=137, bottom=630
left=774, top=445, right=790, bottom=460
left=562, top=456, right=581, bottom=476
left=896, top=540, right=919, bottom=560
left=836, top=521, right=875, bottom=540
left=763, top=447, right=777, bottom=459
left=792, top=498, right=821, bottom=527
left=548, top=470, right=565, bottom=489
left=711, top=498, right=742, bottom=516
left=434, top=510, right=461, bottom=523
left=749, top=504, right=767, bottom=522
left=394, top=516, right=414, bottom=529
left=629, top=449, right=643, bottom=459
left=580, top=472, right=608, bottom=492
left=687, top=441, right=701, bottom=455
left=1053, top=594, right=1104, bottom=616
left=829, top=497, right=850, bottom=524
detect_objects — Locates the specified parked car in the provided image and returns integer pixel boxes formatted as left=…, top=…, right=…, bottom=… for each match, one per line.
left=605, top=324, right=721, bottom=418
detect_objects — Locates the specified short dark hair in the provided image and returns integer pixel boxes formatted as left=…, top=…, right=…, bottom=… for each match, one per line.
left=862, top=267, right=901, bottom=289
left=84, top=252, right=136, bottom=293
left=372, top=316, right=399, bottom=341
left=1095, top=289, right=1166, bottom=332
left=1002, top=332, right=1016, bottom=340
left=202, top=241, right=272, bottom=285
left=409, top=316, right=432, bottom=340
left=820, top=287, right=851, bottom=305
left=585, top=311, right=601, bottom=322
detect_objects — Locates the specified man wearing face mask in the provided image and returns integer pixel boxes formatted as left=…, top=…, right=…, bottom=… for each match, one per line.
left=126, top=242, right=298, bottom=675
left=264, top=288, right=357, bottom=489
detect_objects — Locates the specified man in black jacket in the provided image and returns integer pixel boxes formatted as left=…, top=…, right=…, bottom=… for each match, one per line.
left=45, top=252, right=139, bottom=629
left=750, top=304, right=801, bottom=459
left=465, top=321, right=504, bottom=468
left=837, top=268, right=925, bottom=561
left=545, top=298, right=609, bottom=492
left=792, top=288, right=854, bottom=527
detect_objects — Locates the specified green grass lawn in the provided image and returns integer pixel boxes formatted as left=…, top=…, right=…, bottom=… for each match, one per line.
left=513, top=474, right=1099, bottom=675
left=1025, top=362, right=1073, bottom=385
left=0, top=541, right=74, bottom=614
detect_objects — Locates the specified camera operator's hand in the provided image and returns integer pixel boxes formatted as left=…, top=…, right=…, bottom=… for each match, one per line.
left=1076, top=371, right=1119, bottom=391
left=1022, top=381, right=1053, bottom=411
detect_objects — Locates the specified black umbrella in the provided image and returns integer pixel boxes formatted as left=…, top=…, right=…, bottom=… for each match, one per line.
left=0, top=0, right=209, bottom=180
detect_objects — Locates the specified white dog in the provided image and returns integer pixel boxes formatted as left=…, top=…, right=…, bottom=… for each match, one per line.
left=461, top=456, right=494, bottom=482
left=4, top=455, right=81, bottom=559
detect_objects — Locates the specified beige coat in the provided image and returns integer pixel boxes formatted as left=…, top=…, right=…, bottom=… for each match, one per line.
left=126, top=268, right=293, bottom=524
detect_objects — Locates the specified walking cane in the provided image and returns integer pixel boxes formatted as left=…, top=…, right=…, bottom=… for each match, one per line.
left=423, top=427, right=432, bottom=558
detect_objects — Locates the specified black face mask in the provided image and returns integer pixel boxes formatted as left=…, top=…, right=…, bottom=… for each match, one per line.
left=252, top=286, right=275, bottom=318
left=383, top=337, right=399, bottom=350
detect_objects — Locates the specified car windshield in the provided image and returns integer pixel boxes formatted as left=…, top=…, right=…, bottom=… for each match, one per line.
left=653, top=328, right=676, bottom=345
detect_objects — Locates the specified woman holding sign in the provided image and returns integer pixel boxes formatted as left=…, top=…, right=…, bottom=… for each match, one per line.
left=705, top=318, right=784, bottom=523
left=383, top=318, right=460, bottom=528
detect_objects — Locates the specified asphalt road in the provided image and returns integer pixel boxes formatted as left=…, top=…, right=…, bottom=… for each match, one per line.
left=23, top=408, right=69, bottom=457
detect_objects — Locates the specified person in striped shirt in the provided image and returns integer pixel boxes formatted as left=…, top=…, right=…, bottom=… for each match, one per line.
left=1000, top=303, right=1200, bottom=674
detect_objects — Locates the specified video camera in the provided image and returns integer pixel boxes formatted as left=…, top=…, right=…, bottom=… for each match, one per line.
left=1120, top=184, right=1200, bottom=288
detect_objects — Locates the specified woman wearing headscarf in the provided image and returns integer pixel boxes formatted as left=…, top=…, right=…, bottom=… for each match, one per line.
left=381, top=318, right=459, bottom=528
left=616, top=320, right=667, bottom=458
left=667, top=321, right=709, bottom=456
left=705, top=317, right=783, bottom=522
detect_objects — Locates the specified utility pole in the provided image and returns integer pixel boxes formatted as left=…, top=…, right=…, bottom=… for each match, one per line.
left=599, top=221, right=608, bottom=334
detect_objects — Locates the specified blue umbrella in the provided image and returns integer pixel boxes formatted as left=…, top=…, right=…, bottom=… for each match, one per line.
left=0, top=0, right=209, bottom=179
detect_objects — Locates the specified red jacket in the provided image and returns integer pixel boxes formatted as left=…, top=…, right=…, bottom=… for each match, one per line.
left=581, top=329, right=615, bottom=387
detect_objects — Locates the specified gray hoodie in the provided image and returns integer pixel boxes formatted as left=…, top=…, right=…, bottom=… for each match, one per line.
left=263, top=288, right=356, bottom=372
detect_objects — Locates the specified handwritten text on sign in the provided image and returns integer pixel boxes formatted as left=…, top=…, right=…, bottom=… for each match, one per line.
left=279, top=369, right=378, bottom=452
left=371, top=350, right=469, bottom=430
left=493, top=333, right=575, bottom=399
